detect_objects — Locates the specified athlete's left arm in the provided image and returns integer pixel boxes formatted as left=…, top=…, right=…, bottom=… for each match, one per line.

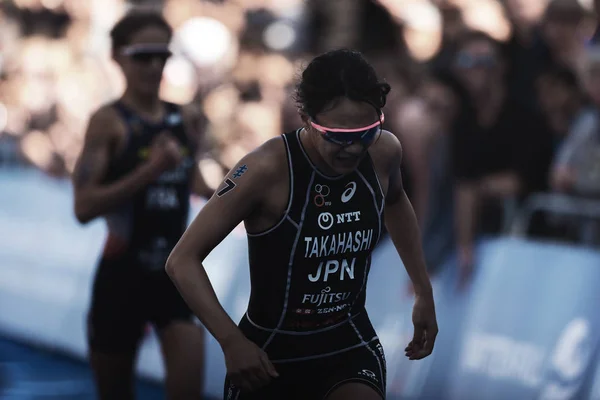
left=380, top=132, right=438, bottom=359
left=182, top=103, right=215, bottom=199
left=382, top=133, right=432, bottom=296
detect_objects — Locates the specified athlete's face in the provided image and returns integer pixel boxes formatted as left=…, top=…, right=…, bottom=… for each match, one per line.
left=115, top=26, right=172, bottom=98
left=306, top=97, right=382, bottom=174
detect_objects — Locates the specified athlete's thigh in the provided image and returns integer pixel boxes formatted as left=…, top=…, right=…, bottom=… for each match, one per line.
left=148, top=272, right=203, bottom=398
left=223, top=377, right=286, bottom=400
left=321, top=341, right=387, bottom=400
left=87, top=257, right=145, bottom=355
left=89, top=350, right=139, bottom=400
left=223, top=361, right=305, bottom=400
left=87, top=257, right=145, bottom=399
left=148, top=270, right=195, bottom=330
left=158, top=320, right=205, bottom=400
left=326, top=382, right=383, bottom=400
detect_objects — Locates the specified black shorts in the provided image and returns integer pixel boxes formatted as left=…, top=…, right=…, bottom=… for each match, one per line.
left=223, top=340, right=387, bottom=400
left=87, top=254, right=193, bottom=353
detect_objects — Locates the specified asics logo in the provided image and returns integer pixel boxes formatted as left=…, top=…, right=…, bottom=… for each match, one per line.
left=359, top=369, right=378, bottom=381
left=341, top=182, right=357, bottom=203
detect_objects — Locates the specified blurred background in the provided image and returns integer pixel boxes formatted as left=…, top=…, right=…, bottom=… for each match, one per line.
left=3, top=0, right=600, bottom=399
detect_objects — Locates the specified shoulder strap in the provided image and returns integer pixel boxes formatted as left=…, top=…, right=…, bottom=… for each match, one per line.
left=357, top=153, right=385, bottom=214
left=282, top=130, right=314, bottom=223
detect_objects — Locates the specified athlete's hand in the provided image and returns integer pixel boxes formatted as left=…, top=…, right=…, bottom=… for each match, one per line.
left=406, top=292, right=438, bottom=360
left=148, top=132, right=183, bottom=172
left=222, top=336, right=279, bottom=392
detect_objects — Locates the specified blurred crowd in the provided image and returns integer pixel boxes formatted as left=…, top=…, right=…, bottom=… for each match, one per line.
left=1, top=0, right=600, bottom=271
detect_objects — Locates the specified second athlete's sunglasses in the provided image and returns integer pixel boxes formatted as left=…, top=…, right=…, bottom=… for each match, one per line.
left=310, top=113, right=385, bottom=146
left=122, top=44, right=172, bottom=64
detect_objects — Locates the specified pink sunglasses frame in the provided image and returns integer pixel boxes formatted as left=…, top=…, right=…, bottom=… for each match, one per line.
left=310, top=112, right=385, bottom=133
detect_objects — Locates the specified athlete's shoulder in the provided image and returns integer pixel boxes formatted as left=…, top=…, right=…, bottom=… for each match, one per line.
left=222, top=136, right=287, bottom=189
left=90, top=101, right=122, bottom=123
left=377, top=129, right=402, bottom=149
left=370, top=129, right=402, bottom=170
left=245, top=135, right=288, bottom=176
left=87, top=102, right=127, bottom=140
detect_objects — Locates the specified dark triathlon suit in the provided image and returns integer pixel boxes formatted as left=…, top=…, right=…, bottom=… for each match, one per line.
left=87, top=101, right=196, bottom=353
left=225, top=130, right=387, bottom=399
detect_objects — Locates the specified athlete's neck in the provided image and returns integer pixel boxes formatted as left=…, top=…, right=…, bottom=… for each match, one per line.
left=121, top=89, right=164, bottom=122
left=299, top=128, right=342, bottom=178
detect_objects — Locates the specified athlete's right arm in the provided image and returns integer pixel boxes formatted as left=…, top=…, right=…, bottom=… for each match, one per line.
left=72, top=108, right=164, bottom=224
left=166, top=139, right=281, bottom=390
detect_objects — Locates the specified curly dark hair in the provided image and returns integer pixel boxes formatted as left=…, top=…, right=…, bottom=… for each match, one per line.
left=110, top=10, right=172, bottom=55
left=295, top=49, right=391, bottom=117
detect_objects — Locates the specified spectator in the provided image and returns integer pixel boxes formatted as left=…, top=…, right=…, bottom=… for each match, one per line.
left=5, top=0, right=598, bottom=269
left=536, top=65, right=587, bottom=148
left=551, top=46, right=600, bottom=196
left=502, top=0, right=555, bottom=110
left=540, top=0, right=588, bottom=75
left=429, top=3, right=468, bottom=74
left=450, top=31, right=554, bottom=284
left=592, top=0, right=600, bottom=43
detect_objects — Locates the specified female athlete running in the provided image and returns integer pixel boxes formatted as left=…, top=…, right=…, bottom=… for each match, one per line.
left=72, top=11, right=209, bottom=400
left=167, top=49, right=438, bottom=400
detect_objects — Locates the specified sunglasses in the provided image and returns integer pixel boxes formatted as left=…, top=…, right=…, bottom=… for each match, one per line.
left=455, top=52, right=496, bottom=69
left=122, top=44, right=172, bottom=64
left=310, top=113, right=385, bottom=146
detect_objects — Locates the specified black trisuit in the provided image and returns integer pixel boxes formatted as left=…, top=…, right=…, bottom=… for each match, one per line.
left=87, top=101, right=196, bottom=353
left=225, top=129, right=387, bottom=399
